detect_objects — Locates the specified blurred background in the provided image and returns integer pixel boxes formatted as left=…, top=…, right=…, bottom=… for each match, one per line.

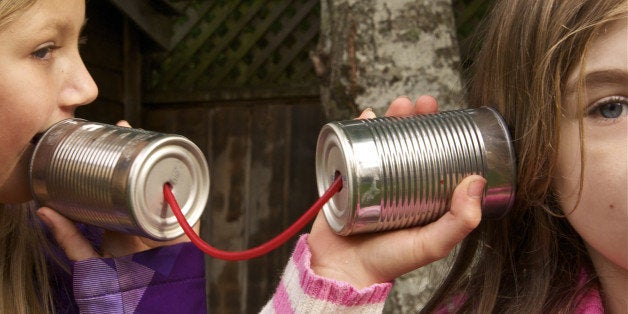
left=77, top=0, right=491, bottom=312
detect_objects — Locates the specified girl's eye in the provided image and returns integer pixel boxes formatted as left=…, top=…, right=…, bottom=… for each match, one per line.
left=31, top=44, right=59, bottom=60
left=587, top=96, right=628, bottom=120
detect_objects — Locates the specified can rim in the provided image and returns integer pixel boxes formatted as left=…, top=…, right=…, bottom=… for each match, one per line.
left=315, top=122, right=356, bottom=235
left=470, top=106, right=517, bottom=219
left=128, top=135, right=209, bottom=240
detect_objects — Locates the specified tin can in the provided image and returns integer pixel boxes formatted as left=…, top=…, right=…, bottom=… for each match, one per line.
left=29, top=119, right=210, bottom=241
left=316, top=107, right=516, bottom=236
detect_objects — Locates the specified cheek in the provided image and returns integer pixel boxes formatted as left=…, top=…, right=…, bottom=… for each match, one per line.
left=0, top=146, right=33, bottom=203
left=555, top=122, right=582, bottom=208
left=0, top=114, right=34, bottom=202
left=566, top=197, right=628, bottom=270
left=0, top=77, right=50, bottom=201
left=556, top=121, right=627, bottom=211
left=558, top=123, right=628, bottom=270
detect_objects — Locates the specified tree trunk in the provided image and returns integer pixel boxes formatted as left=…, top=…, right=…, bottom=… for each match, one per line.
left=312, top=0, right=464, bottom=120
left=312, top=0, right=464, bottom=311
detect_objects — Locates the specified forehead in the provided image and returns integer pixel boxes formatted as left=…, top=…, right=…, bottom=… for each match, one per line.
left=565, top=18, right=628, bottom=95
left=585, top=18, right=628, bottom=73
left=2, top=0, right=86, bottom=37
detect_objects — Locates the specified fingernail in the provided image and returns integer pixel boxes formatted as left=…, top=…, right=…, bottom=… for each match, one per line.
left=362, top=108, right=376, bottom=118
left=116, top=120, right=131, bottom=128
left=36, top=210, right=52, bottom=227
left=467, top=179, right=486, bottom=199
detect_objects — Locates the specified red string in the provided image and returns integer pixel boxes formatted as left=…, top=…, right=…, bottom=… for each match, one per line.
left=164, top=175, right=343, bottom=261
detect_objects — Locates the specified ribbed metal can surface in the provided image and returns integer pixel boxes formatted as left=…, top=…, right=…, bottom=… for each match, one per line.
left=316, top=107, right=516, bottom=236
left=29, top=119, right=210, bottom=241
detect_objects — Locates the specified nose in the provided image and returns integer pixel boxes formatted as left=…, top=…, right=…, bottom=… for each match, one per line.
left=58, top=51, right=99, bottom=111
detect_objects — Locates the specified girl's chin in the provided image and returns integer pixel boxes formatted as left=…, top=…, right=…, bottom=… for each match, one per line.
left=0, top=183, right=32, bottom=204
left=0, top=149, right=34, bottom=204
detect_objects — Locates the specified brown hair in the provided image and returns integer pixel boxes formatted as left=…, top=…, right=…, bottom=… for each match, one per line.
left=423, top=0, right=627, bottom=312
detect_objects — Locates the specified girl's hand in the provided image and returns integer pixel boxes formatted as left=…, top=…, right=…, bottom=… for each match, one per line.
left=35, top=120, right=196, bottom=260
left=37, top=205, right=197, bottom=259
left=308, top=95, right=485, bottom=288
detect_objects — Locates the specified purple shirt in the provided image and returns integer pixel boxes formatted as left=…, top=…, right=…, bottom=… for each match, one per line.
left=49, top=226, right=206, bottom=313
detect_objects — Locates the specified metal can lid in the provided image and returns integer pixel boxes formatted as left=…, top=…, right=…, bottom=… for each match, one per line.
left=467, top=106, right=516, bottom=219
left=129, top=135, right=209, bottom=240
left=316, top=121, right=358, bottom=235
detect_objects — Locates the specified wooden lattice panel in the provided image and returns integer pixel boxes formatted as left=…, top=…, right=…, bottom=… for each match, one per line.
left=147, top=0, right=320, bottom=101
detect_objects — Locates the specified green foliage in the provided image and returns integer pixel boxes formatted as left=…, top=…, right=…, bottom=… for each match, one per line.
left=452, top=0, right=494, bottom=73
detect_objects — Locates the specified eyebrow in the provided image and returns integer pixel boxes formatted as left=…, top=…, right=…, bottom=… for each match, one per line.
left=37, top=18, right=87, bottom=34
left=566, top=69, right=628, bottom=94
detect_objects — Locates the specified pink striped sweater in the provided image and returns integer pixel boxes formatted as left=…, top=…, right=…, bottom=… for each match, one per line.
left=261, top=235, right=392, bottom=313
left=263, top=234, right=604, bottom=313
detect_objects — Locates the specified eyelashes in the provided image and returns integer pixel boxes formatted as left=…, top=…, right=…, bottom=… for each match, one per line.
left=586, top=96, right=628, bottom=122
left=31, top=43, right=59, bottom=60
left=30, top=36, right=88, bottom=61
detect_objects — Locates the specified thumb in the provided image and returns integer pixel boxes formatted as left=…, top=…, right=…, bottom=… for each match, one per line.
left=37, top=207, right=100, bottom=261
left=116, top=120, right=131, bottom=128
left=357, top=108, right=376, bottom=119
left=412, top=175, right=485, bottom=264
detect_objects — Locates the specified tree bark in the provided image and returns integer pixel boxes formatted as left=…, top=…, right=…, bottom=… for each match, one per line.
left=312, top=0, right=464, bottom=120
left=312, top=0, right=464, bottom=311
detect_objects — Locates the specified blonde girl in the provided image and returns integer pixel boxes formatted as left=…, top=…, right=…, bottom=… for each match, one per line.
left=0, top=1, right=205, bottom=312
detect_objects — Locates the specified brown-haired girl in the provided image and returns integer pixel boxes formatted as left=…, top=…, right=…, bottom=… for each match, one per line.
left=266, top=0, right=627, bottom=312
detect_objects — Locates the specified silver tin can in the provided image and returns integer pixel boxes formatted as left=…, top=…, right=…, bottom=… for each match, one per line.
left=30, top=119, right=210, bottom=241
left=316, top=107, right=516, bottom=236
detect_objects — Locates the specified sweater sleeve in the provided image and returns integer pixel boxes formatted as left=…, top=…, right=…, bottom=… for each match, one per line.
left=72, top=242, right=206, bottom=314
left=261, top=234, right=392, bottom=313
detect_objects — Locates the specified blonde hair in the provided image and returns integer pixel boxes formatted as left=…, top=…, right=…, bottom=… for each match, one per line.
left=0, top=203, right=54, bottom=313
left=1, top=1, right=57, bottom=313
left=423, top=0, right=627, bottom=312
left=0, top=0, right=34, bottom=30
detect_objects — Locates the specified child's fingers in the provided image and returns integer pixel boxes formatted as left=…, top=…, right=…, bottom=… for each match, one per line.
left=409, top=175, right=484, bottom=265
left=116, top=120, right=131, bottom=128
left=338, top=176, right=486, bottom=286
left=413, top=95, right=438, bottom=115
left=385, top=95, right=439, bottom=117
left=385, top=96, right=414, bottom=117
left=37, top=207, right=100, bottom=261
left=357, top=108, right=376, bottom=119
